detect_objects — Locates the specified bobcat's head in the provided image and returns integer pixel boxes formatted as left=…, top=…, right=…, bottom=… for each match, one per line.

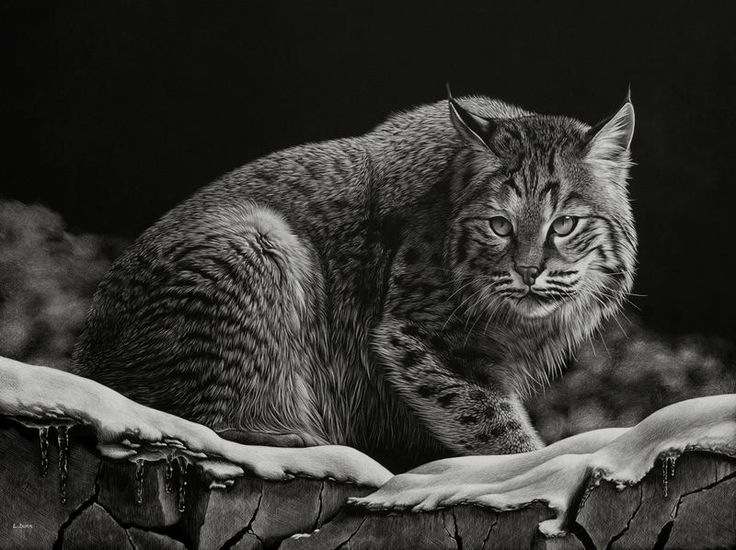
left=446, top=90, right=637, bottom=333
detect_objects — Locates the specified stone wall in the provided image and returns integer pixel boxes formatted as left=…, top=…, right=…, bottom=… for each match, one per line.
left=1, top=420, right=734, bottom=549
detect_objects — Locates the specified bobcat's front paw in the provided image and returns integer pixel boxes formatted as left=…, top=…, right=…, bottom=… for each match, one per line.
left=457, top=428, right=544, bottom=455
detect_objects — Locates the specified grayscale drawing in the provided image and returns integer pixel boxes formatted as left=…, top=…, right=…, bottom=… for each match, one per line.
left=1, top=3, right=734, bottom=549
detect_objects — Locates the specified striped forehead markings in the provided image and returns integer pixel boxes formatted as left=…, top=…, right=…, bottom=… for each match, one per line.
left=547, top=148, right=557, bottom=175
left=500, top=173, right=560, bottom=208
left=540, top=180, right=560, bottom=210
left=502, top=178, right=522, bottom=198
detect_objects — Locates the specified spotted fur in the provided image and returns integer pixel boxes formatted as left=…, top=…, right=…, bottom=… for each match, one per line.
left=73, top=93, right=636, bottom=467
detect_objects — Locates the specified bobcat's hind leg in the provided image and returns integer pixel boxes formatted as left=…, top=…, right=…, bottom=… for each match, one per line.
left=74, top=201, right=332, bottom=447
left=172, top=202, right=332, bottom=444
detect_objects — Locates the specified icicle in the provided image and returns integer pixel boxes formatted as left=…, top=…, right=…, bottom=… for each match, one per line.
left=165, top=455, right=174, bottom=493
left=177, top=457, right=188, bottom=513
left=579, top=470, right=602, bottom=507
left=661, top=455, right=678, bottom=498
left=38, top=427, right=49, bottom=478
left=579, top=484, right=594, bottom=508
left=135, top=459, right=145, bottom=505
left=662, top=463, right=668, bottom=497
left=57, top=426, right=69, bottom=504
left=668, top=455, right=677, bottom=478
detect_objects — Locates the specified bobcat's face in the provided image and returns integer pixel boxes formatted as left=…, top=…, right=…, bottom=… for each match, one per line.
left=447, top=97, right=637, bottom=324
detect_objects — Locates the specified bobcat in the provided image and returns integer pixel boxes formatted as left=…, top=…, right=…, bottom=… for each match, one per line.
left=72, top=90, right=637, bottom=470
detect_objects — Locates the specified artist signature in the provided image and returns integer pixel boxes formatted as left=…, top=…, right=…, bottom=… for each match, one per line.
left=12, top=523, right=32, bottom=529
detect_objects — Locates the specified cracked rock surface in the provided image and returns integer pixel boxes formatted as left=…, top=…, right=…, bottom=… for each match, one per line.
left=1, top=419, right=735, bottom=549
left=576, top=451, right=736, bottom=550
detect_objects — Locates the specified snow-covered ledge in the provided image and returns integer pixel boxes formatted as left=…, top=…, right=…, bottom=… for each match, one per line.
left=1, top=356, right=735, bottom=549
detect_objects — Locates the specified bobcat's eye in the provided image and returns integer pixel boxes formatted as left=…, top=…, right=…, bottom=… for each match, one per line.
left=489, top=216, right=513, bottom=237
left=551, top=216, right=578, bottom=237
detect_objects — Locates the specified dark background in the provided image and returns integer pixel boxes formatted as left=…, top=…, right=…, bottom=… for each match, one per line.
left=2, top=1, right=735, bottom=338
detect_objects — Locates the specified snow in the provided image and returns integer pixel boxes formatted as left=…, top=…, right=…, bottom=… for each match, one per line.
left=2, top=355, right=734, bottom=538
left=0, top=356, right=393, bottom=488
left=349, top=395, right=736, bottom=536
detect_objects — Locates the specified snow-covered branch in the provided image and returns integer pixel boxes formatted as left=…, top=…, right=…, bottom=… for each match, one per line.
left=350, top=394, right=736, bottom=536
left=1, top=354, right=735, bottom=548
left=0, top=356, right=392, bottom=487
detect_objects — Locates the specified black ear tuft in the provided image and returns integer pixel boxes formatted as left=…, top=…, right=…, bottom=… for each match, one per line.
left=447, top=84, right=497, bottom=151
left=585, top=92, right=635, bottom=154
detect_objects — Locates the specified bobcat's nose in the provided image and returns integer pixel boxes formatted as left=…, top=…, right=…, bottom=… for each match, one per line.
left=515, top=265, right=540, bottom=286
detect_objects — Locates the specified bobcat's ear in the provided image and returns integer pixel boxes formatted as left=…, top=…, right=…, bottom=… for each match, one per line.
left=585, top=93, right=635, bottom=161
left=447, top=84, right=497, bottom=151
